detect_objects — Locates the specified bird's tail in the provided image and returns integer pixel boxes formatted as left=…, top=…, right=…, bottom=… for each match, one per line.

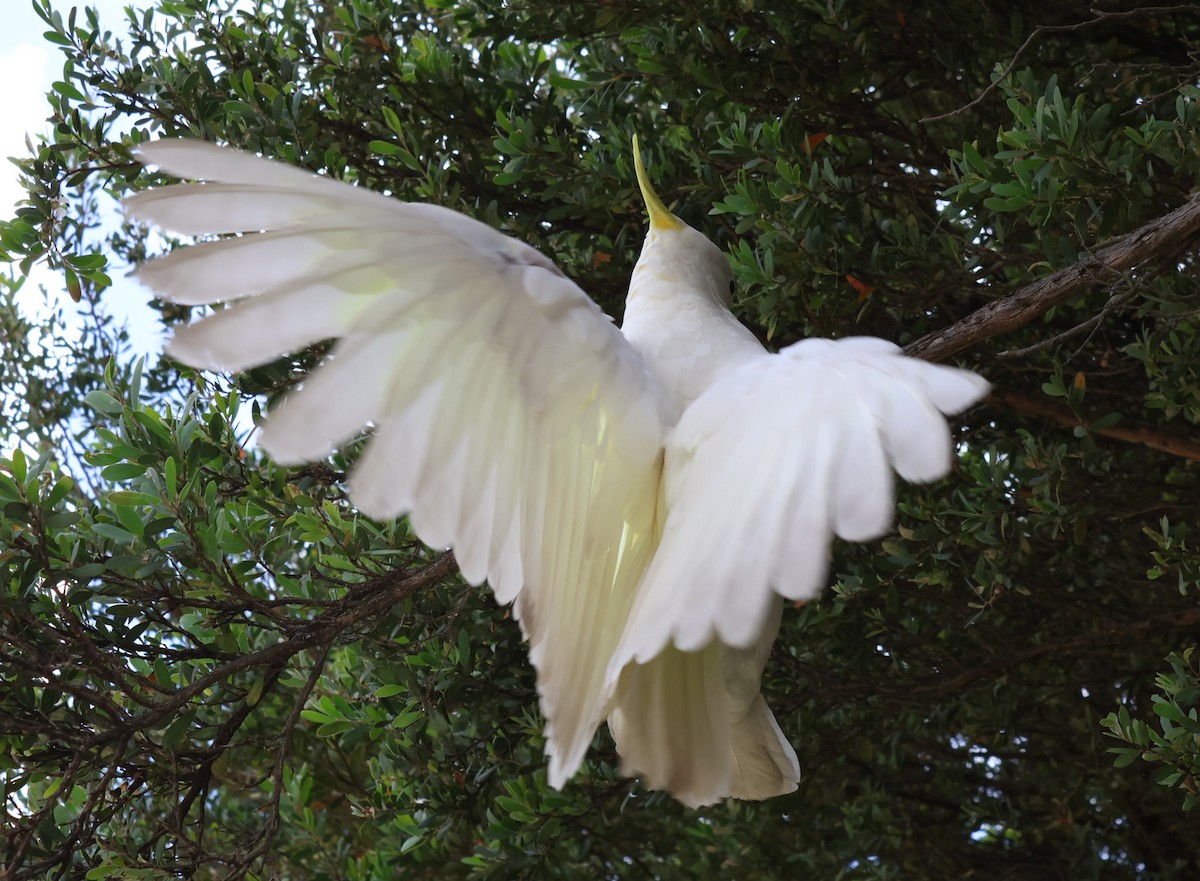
left=608, top=641, right=799, bottom=806
left=608, top=642, right=731, bottom=808
left=727, top=693, right=800, bottom=801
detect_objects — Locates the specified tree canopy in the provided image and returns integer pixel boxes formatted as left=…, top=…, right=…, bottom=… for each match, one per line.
left=2, top=1, right=1199, bottom=878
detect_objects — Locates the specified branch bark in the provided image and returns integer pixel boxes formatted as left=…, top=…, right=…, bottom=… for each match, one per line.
left=989, top=388, right=1200, bottom=462
left=904, top=191, right=1200, bottom=363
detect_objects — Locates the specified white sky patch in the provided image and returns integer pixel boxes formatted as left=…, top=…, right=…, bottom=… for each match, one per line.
left=2, top=1, right=164, bottom=356
left=0, top=36, right=66, bottom=341
left=1, top=2, right=135, bottom=203
left=0, top=41, right=51, bottom=215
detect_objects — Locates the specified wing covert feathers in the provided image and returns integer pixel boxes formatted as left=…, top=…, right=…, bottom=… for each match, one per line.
left=611, top=337, right=990, bottom=672
left=125, top=139, right=667, bottom=787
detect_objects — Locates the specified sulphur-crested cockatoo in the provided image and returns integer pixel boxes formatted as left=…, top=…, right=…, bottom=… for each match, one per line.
left=124, top=137, right=988, bottom=807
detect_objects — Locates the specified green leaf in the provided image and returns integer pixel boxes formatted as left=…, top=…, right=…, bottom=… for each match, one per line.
left=12, top=448, right=27, bottom=483
left=44, top=476, right=74, bottom=508
left=107, top=490, right=161, bottom=507
left=548, top=74, right=594, bottom=91
left=983, top=194, right=1028, bottom=212
left=84, top=390, right=123, bottom=415
left=1110, top=747, right=1142, bottom=768
left=1153, top=698, right=1186, bottom=723
left=316, top=720, right=355, bottom=737
left=164, top=456, right=178, bottom=501
left=101, top=463, right=148, bottom=481
left=91, top=523, right=138, bottom=544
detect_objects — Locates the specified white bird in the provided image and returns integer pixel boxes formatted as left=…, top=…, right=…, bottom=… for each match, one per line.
left=124, top=137, right=988, bottom=807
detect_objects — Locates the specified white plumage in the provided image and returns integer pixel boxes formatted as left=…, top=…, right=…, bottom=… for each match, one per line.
left=125, top=137, right=988, bottom=807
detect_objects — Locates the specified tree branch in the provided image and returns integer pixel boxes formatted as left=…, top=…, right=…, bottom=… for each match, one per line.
left=904, top=191, right=1200, bottom=362
left=107, top=552, right=458, bottom=742
left=989, top=388, right=1200, bottom=462
left=777, top=606, right=1200, bottom=708
left=995, top=288, right=1139, bottom=360
left=920, top=6, right=1200, bottom=124
left=2, top=552, right=459, bottom=881
left=909, top=606, right=1200, bottom=700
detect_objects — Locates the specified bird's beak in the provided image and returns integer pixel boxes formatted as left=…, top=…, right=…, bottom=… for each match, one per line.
left=633, top=135, right=684, bottom=232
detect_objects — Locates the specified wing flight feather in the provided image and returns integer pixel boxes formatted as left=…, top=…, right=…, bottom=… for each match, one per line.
left=125, top=139, right=668, bottom=785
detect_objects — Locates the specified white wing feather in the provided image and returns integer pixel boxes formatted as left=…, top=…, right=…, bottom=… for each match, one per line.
left=125, top=140, right=668, bottom=786
left=612, top=337, right=990, bottom=666
left=602, top=337, right=985, bottom=804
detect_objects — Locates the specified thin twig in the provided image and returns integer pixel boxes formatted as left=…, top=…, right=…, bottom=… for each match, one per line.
left=229, top=641, right=332, bottom=880
left=103, top=554, right=456, bottom=743
left=921, top=6, right=1200, bottom=123
left=910, top=607, right=1200, bottom=698
left=996, top=287, right=1139, bottom=359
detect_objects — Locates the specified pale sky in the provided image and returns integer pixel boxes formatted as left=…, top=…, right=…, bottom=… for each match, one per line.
left=1, top=0, right=161, bottom=352
left=0, top=39, right=50, bottom=216
left=0, top=0, right=139, bottom=213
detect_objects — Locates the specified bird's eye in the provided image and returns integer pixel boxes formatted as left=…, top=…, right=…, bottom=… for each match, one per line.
left=728, top=279, right=737, bottom=299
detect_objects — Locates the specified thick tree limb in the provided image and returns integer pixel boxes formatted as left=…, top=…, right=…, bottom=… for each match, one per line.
left=904, top=191, right=1200, bottom=362
left=989, top=388, right=1200, bottom=462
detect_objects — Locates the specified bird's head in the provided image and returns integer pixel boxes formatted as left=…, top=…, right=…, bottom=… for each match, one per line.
left=630, top=136, right=735, bottom=307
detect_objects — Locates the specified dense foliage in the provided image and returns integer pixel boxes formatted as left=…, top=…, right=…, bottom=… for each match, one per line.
left=3, top=0, right=1199, bottom=878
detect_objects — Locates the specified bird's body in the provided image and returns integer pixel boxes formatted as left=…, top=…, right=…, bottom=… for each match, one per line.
left=613, top=182, right=801, bottom=804
left=125, top=138, right=988, bottom=807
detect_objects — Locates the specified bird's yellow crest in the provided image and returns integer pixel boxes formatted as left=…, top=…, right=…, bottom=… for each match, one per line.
left=632, top=134, right=684, bottom=232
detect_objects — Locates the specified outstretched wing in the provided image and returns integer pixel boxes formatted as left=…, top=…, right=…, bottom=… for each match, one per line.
left=611, top=336, right=989, bottom=667
left=125, top=139, right=668, bottom=785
